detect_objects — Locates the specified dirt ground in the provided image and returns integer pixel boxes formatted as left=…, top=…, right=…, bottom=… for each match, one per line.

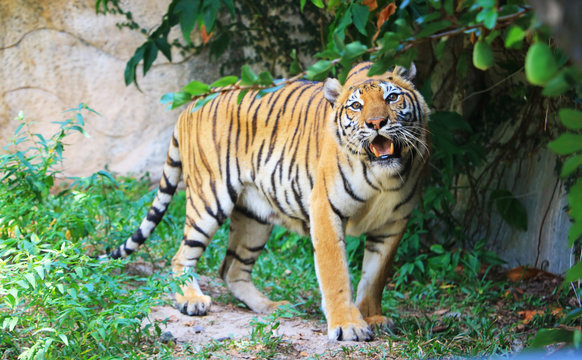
left=144, top=275, right=391, bottom=359
left=136, top=266, right=577, bottom=359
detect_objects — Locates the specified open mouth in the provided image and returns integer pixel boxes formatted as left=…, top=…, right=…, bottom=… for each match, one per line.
left=366, top=136, right=402, bottom=161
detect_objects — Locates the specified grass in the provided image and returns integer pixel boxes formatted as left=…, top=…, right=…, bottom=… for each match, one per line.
left=1, top=108, right=577, bottom=359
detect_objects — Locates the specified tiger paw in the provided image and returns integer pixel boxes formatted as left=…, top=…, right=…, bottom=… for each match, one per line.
left=364, top=315, right=394, bottom=330
left=328, top=319, right=374, bottom=342
left=175, top=291, right=212, bottom=316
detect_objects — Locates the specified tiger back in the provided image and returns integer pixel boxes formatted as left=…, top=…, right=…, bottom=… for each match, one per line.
left=107, top=62, right=430, bottom=342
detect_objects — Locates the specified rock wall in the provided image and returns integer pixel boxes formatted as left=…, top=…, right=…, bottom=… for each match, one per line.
left=0, top=0, right=219, bottom=182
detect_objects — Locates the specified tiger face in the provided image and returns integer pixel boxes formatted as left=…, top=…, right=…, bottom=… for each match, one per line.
left=325, top=77, right=429, bottom=174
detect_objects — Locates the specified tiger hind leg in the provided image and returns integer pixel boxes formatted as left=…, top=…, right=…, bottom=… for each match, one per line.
left=218, top=209, right=288, bottom=313
left=172, top=186, right=232, bottom=316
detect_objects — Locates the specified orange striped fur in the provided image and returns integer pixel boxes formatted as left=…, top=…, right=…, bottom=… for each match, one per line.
left=108, top=62, right=430, bottom=341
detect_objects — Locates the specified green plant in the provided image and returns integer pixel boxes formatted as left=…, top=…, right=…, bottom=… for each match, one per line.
left=0, top=106, right=184, bottom=358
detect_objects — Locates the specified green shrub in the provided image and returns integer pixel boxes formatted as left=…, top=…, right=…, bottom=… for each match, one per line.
left=0, top=105, right=179, bottom=359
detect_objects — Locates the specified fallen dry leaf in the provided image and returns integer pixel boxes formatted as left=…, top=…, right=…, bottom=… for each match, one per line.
left=518, top=307, right=563, bottom=324
left=505, top=266, right=553, bottom=282
left=373, top=3, right=397, bottom=42
left=362, top=0, right=378, bottom=11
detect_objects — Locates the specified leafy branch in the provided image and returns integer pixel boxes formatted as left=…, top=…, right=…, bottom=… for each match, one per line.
left=163, top=4, right=532, bottom=110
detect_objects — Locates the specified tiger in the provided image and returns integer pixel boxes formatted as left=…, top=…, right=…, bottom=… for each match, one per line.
left=106, top=62, right=430, bottom=341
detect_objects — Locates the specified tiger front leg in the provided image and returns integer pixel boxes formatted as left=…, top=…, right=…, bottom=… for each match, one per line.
left=356, top=222, right=407, bottom=329
left=310, top=180, right=373, bottom=342
left=172, top=242, right=212, bottom=316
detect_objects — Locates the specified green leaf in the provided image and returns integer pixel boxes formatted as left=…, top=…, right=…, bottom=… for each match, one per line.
left=202, top=0, right=221, bottom=32
left=351, top=4, right=369, bottom=36
left=174, top=0, right=200, bottom=45
left=183, top=81, right=211, bottom=96
left=569, top=220, right=582, bottom=247
left=473, top=40, right=494, bottom=71
left=257, top=71, right=274, bottom=86
left=220, top=0, right=235, bottom=17
left=416, top=20, right=452, bottom=38
left=531, top=328, right=573, bottom=348
left=561, top=154, right=582, bottom=177
left=548, top=134, right=582, bottom=155
left=124, top=44, right=146, bottom=87
left=490, top=190, right=528, bottom=231
left=143, top=42, right=158, bottom=75
left=395, top=48, right=418, bottom=68
left=505, top=26, right=525, bottom=48
left=379, top=32, right=401, bottom=50
left=430, top=244, right=444, bottom=254
left=193, top=92, right=219, bottom=112
left=289, top=49, right=302, bottom=76
left=569, top=179, right=582, bottom=223
left=59, top=334, right=70, bottom=346
left=343, top=41, right=367, bottom=60
left=434, top=38, right=447, bottom=61
left=210, top=76, right=238, bottom=88
left=444, top=0, right=454, bottom=14
left=300, top=0, right=307, bottom=11
left=306, top=60, right=333, bottom=81
left=526, top=42, right=559, bottom=86
left=367, top=56, right=395, bottom=76
left=311, top=0, right=324, bottom=8
left=559, top=109, right=582, bottom=130
left=237, top=89, right=249, bottom=104
left=25, top=272, right=36, bottom=289
left=476, top=8, right=498, bottom=30
left=565, top=260, right=582, bottom=283
left=543, top=69, right=571, bottom=96
left=240, top=65, right=258, bottom=86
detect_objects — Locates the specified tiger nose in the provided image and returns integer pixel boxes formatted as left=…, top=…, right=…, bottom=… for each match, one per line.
left=365, top=117, right=388, bottom=130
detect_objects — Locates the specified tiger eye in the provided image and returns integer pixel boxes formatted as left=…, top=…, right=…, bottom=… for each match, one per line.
left=387, top=93, right=398, bottom=102
left=351, top=102, right=361, bottom=110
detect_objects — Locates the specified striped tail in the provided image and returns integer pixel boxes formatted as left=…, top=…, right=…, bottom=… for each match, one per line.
left=109, top=130, right=182, bottom=259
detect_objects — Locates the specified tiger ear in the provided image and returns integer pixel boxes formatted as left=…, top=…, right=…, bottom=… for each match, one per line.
left=393, top=62, right=417, bottom=81
left=323, top=78, right=342, bottom=106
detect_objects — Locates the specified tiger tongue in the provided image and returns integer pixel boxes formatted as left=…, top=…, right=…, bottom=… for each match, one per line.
left=370, top=136, right=394, bottom=157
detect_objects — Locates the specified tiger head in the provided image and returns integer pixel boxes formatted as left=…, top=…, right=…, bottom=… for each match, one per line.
left=324, top=65, right=430, bottom=171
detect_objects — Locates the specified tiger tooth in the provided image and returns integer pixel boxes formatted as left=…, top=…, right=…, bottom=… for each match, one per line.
left=389, top=142, right=394, bottom=155
left=371, top=146, right=379, bottom=157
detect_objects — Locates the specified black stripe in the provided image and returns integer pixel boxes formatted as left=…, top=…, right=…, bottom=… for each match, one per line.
left=171, top=134, right=179, bottom=147
left=226, top=249, right=256, bottom=266
left=337, top=161, right=365, bottom=202
left=364, top=245, right=381, bottom=254
left=393, top=178, right=420, bottom=212
left=362, top=162, right=380, bottom=191
left=249, top=92, right=261, bottom=144
left=131, top=228, right=146, bottom=245
left=225, top=114, right=239, bottom=205
left=366, top=236, right=385, bottom=244
left=146, top=206, right=165, bottom=224
left=388, top=155, right=413, bottom=191
left=328, top=196, right=348, bottom=221
left=193, top=223, right=210, bottom=238
left=160, top=172, right=178, bottom=195
left=345, top=63, right=372, bottom=82
left=245, top=244, right=265, bottom=252
left=291, top=181, right=309, bottom=220
left=234, top=205, right=269, bottom=225
left=184, top=239, right=207, bottom=249
left=166, top=155, right=182, bottom=168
